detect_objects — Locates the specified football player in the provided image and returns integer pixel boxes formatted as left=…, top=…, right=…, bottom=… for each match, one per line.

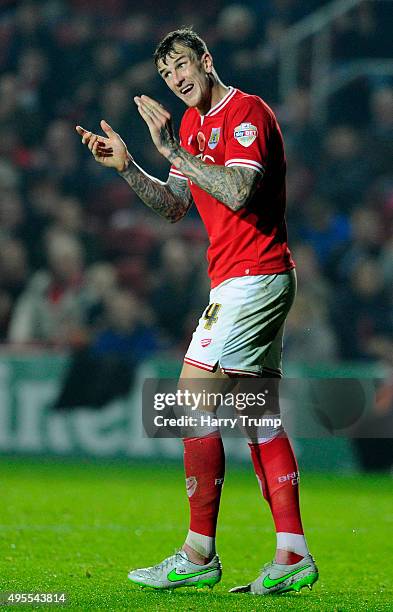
left=76, top=28, right=318, bottom=595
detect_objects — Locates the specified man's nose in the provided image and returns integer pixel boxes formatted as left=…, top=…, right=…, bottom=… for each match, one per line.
left=173, top=70, right=184, bottom=87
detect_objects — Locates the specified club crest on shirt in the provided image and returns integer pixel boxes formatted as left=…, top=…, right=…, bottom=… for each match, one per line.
left=234, top=122, right=258, bottom=147
left=197, top=131, right=206, bottom=152
left=208, top=127, right=221, bottom=149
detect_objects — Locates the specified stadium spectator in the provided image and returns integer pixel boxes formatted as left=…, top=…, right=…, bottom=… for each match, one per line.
left=291, top=242, right=333, bottom=307
left=54, top=288, right=160, bottom=410
left=298, top=196, right=351, bottom=267
left=0, top=290, right=12, bottom=341
left=8, top=232, right=89, bottom=346
left=285, top=293, right=337, bottom=363
left=150, top=238, right=196, bottom=347
left=50, top=195, right=103, bottom=265
left=316, top=125, right=370, bottom=213
left=368, top=86, right=393, bottom=176
left=0, top=189, right=25, bottom=239
left=0, top=238, right=29, bottom=303
left=331, top=257, right=393, bottom=361
left=84, top=261, right=118, bottom=332
left=327, top=207, right=384, bottom=283
left=43, top=119, right=82, bottom=193
left=92, top=289, right=160, bottom=364
left=286, top=242, right=338, bottom=362
left=0, top=238, right=29, bottom=339
left=332, top=4, right=382, bottom=62
left=280, top=88, right=323, bottom=170
left=214, top=4, right=259, bottom=82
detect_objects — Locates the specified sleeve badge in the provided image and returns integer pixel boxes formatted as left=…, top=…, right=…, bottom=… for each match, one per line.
left=234, top=122, right=258, bottom=147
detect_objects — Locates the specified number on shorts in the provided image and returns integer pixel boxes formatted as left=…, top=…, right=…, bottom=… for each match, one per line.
left=203, top=303, right=221, bottom=330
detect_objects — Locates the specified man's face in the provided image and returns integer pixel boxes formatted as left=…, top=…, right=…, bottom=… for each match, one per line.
left=157, top=44, right=212, bottom=110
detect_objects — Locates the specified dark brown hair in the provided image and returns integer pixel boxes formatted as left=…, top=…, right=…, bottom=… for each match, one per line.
left=154, top=28, right=208, bottom=67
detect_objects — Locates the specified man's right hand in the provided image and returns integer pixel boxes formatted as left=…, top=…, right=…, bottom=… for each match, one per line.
left=75, top=120, right=130, bottom=172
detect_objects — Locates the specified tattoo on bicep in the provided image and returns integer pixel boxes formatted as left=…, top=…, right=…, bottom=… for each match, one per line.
left=168, top=147, right=262, bottom=210
left=119, top=162, right=192, bottom=222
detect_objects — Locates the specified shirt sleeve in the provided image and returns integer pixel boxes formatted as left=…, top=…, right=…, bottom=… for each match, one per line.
left=224, top=96, right=271, bottom=175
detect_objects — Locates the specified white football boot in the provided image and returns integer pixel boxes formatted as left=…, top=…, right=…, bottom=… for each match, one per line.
left=230, top=553, right=318, bottom=595
left=128, top=550, right=222, bottom=590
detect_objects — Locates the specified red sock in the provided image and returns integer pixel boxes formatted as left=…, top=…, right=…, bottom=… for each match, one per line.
left=250, top=435, right=305, bottom=563
left=183, top=433, right=225, bottom=537
left=249, top=442, right=270, bottom=503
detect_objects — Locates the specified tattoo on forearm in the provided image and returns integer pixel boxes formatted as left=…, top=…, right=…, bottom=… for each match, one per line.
left=160, top=124, right=176, bottom=150
left=167, top=145, right=261, bottom=211
left=119, top=159, right=192, bottom=222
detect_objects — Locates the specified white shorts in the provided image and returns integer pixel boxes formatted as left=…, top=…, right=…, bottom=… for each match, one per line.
left=184, top=270, right=296, bottom=377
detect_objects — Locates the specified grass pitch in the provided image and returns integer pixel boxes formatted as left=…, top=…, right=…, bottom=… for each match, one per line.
left=1, top=457, right=392, bottom=611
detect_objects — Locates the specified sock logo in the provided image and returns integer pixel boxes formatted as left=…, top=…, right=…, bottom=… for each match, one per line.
left=214, top=478, right=224, bottom=486
left=186, top=476, right=197, bottom=497
left=278, top=471, right=299, bottom=486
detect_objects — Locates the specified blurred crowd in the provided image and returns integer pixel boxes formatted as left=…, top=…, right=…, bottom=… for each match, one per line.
left=0, top=0, right=392, bottom=376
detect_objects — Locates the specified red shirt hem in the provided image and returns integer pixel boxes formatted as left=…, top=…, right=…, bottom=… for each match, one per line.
left=210, top=263, right=295, bottom=289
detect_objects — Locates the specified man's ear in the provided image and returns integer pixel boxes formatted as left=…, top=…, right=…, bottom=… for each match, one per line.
left=202, top=52, right=213, bottom=74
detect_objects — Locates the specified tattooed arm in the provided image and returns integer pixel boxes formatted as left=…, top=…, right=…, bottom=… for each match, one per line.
left=119, top=155, right=193, bottom=222
left=75, top=121, right=193, bottom=223
left=167, top=147, right=261, bottom=212
left=134, top=95, right=263, bottom=212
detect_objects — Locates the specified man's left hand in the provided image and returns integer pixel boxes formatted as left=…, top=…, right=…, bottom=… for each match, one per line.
left=134, top=95, right=178, bottom=160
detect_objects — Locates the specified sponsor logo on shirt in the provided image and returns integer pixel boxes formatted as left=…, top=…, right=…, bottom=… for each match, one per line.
left=201, top=338, right=212, bottom=347
left=208, top=127, right=221, bottom=149
left=234, top=122, right=258, bottom=147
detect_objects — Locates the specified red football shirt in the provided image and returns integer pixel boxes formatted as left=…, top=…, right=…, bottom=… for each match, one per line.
left=169, top=87, right=295, bottom=288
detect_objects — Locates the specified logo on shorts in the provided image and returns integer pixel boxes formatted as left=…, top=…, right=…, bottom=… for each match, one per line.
left=201, top=338, right=212, bottom=347
left=186, top=476, right=197, bottom=497
left=208, top=128, right=220, bottom=149
left=234, top=122, right=258, bottom=147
